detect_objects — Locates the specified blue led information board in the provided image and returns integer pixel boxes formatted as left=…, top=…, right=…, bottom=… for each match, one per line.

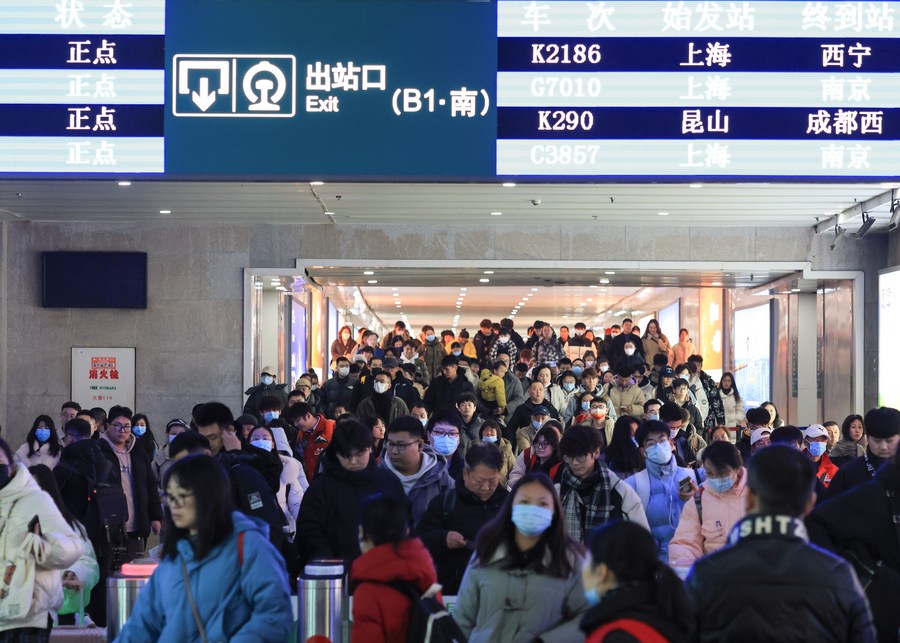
left=0, top=0, right=898, bottom=180
left=496, top=0, right=900, bottom=178
left=0, top=0, right=165, bottom=174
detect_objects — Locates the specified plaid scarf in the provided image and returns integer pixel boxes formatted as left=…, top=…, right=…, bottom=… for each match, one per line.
left=559, top=462, right=614, bottom=543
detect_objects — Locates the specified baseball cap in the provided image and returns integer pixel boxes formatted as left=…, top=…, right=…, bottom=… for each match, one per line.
left=260, top=366, right=276, bottom=376
left=659, top=366, right=675, bottom=378
left=531, top=405, right=551, bottom=417
left=295, top=376, right=312, bottom=389
left=235, top=414, right=258, bottom=427
left=803, top=424, right=829, bottom=439
left=382, top=357, right=399, bottom=368
left=750, top=427, right=772, bottom=445
left=166, top=418, right=189, bottom=431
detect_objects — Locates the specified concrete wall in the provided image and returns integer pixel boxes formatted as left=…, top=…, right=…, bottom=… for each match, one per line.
left=0, top=220, right=886, bottom=447
left=0, top=220, right=302, bottom=447
left=890, top=227, right=900, bottom=267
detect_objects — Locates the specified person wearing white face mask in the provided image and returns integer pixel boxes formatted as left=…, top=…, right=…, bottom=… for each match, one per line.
left=320, top=356, right=358, bottom=420
left=455, top=473, right=589, bottom=643
left=356, top=372, right=409, bottom=428
left=669, top=440, right=747, bottom=573
left=625, top=421, right=697, bottom=561
left=243, top=366, right=288, bottom=418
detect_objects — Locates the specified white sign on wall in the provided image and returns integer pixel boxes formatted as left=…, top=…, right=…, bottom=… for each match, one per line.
left=71, top=347, right=136, bottom=410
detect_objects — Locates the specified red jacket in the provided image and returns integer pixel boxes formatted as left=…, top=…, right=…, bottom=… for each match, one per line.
left=349, top=538, right=439, bottom=643
left=815, top=453, right=840, bottom=487
left=299, top=415, right=334, bottom=482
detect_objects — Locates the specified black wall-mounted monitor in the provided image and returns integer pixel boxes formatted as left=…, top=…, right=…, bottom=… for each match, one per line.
left=42, top=251, right=148, bottom=309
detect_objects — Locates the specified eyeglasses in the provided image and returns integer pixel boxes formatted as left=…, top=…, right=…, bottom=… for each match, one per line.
left=563, top=453, right=594, bottom=465
left=160, top=491, right=194, bottom=508
left=385, top=440, right=419, bottom=451
left=110, top=422, right=132, bottom=432
left=532, top=440, right=551, bottom=449
left=431, top=431, right=459, bottom=438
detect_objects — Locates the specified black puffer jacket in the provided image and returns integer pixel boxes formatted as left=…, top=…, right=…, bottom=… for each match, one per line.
left=414, top=484, right=508, bottom=595
left=807, top=463, right=900, bottom=643
left=579, top=582, right=693, bottom=642
left=297, top=448, right=406, bottom=566
left=687, top=514, right=876, bottom=643
left=822, top=452, right=884, bottom=500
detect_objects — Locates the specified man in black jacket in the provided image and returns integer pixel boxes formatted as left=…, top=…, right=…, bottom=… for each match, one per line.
left=297, top=419, right=405, bottom=566
left=415, top=444, right=508, bottom=595
left=824, top=407, right=900, bottom=500
left=319, top=356, right=357, bottom=419
left=423, top=354, right=475, bottom=415
left=687, top=445, right=875, bottom=643
left=55, top=417, right=127, bottom=626
left=97, top=406, right=162, bottom=555
left=807, top=418, right=900, bottom=643
left=193, top=402, right=285, bottom=543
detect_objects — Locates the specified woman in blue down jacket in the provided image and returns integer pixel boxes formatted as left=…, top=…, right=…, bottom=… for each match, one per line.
left=115, top=455, right=293, bottom=643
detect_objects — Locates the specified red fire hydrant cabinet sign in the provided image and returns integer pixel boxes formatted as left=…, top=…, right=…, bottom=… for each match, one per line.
left=71, top=347, right=136, bottom=410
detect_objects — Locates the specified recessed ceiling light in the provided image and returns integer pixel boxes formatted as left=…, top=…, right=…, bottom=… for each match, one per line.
left=393, top=293, right=400, bottom=298
left=791, top=288, right=801, bottom=292
left=460, top=288, right=467, bottom=291
left=689, top=183, right=703, bottom=188
left=395, top=304, right=402, bottom=308
left=502, top=182, right=516, bottom=188
left=518, top=301, right=525, bottom=306
left=490, top=211, right=503, bottom=216
left=586, top=298, right=593, bottom=302
left=484, top=270, right=494, bottom=274
left=159, top=209, right=171, bottom=214
left=480, top=278, right=490, bottom=283
left=531, top=288, right=539, bottom=291
left=658, top=211, right=670, bottom=216
left=604, top=271, right=615, bottom=275
left=117, top=181, right=131, bottom=187
left=589, top=285, right=598, bottom=288
left=363, top=270, right=375, bottom=275
left=367, top=279, right=378, bottom=284
left=310, top=181, right=324, bottom=186
left=600, top=278, right=610, bottom=284
left=711, top=281, right=722, bottom=286
left=600, top=288, right=607, bottom=292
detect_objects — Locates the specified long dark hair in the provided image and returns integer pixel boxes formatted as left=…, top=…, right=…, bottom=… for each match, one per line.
left=473, top=472, right=582, bottom=578
left=587, top=521, right=693, bottom=635
left=604, top=416, right=644, bottom=474
left=132, top=413, right=158, bottom=458
left=161, top=455, right=234, bottom=561
left=841, top=414, right=865, bottom=441
left=29, top=464, right=84, bottom=536
left=719, top=372, right=741, bottom=403
left=26, top=415, right=61, bottom=458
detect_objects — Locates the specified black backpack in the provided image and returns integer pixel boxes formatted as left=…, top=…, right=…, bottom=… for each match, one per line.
left=57, top=457, right=128, bottom=545
left=385, top=581, right=468, bottom=643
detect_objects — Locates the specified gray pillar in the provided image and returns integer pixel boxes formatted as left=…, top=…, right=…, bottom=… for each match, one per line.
left=796, top=293, right=819, bottom=424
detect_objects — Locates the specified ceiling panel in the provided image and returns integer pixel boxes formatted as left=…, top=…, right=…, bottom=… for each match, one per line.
left=0, top=180, right=895, bottom=232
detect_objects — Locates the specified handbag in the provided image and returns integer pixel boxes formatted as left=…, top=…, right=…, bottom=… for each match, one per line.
left=181, top=557, right=209, bottom=643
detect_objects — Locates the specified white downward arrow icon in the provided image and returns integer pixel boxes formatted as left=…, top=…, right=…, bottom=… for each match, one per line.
left=177, top=60, right=230, bottom=112
left=192, top=78, right=217, bottom=111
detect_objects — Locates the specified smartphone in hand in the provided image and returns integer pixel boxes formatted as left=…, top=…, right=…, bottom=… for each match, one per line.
left=678, top=477, right=694, bottom=495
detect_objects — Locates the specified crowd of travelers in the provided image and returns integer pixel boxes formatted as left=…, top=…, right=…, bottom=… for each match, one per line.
left=0, top=316, right=896, bottom=642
